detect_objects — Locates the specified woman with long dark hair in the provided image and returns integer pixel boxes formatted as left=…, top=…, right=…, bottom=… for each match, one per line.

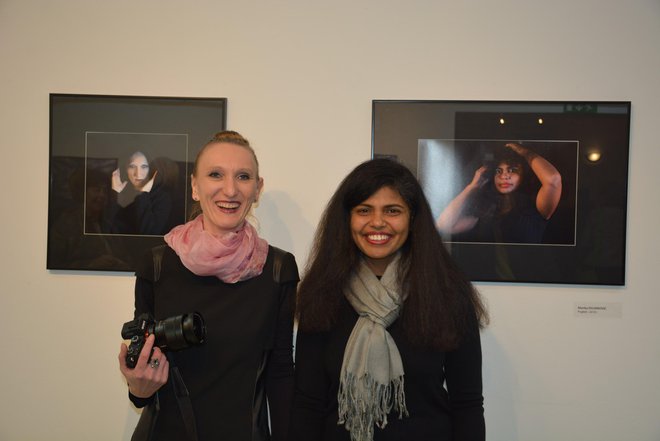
left=437, top=142, right=562, bottom=243
left=291, top=158, right=488, bottom=441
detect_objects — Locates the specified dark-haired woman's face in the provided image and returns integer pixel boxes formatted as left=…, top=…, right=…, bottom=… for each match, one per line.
left=350, top=186, right=410, bottom=276
left=494, top=162, right=521, bottom=194
left=127, top=152, right=150, bottom=189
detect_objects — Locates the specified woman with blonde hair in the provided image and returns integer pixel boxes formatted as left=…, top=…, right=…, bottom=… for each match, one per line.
left=119, top=131, right=298, bottom=441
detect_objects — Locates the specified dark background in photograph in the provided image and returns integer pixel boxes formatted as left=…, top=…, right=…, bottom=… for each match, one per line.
left=372, top=100, right=630, bottom=285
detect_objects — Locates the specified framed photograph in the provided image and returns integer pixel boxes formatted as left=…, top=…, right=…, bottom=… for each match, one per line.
left=372, top=100, right=631, bottom=285
left=48, top=94, right=227, bottom=272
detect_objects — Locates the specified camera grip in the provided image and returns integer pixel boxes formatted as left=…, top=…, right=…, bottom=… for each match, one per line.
left=126, top=336, right=145, bottom=369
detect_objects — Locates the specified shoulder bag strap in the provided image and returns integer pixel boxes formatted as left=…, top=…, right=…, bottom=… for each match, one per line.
left=271, top=246, right=285, bottom=284
left=152, top=244, right=167, bottom=283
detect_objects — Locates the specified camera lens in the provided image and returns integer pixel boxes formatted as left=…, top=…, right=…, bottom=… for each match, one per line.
left=154, top=312, right=206, bottom=351
left=182, top=313, right=206, bottom=345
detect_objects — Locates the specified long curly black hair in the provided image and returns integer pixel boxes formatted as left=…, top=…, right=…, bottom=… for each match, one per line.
left=297, top=158, right=488, bottom=350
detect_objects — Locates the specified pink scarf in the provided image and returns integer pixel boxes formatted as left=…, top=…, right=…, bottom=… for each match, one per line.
left=164, top=215, right=269, bottom=283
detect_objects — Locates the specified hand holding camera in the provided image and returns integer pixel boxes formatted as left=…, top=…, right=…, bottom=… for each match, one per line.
left=121, top=312, right=207, bottom=368
left=118, top=334, right=169, bottom=398
left=118, top=312, right=206, bottom=399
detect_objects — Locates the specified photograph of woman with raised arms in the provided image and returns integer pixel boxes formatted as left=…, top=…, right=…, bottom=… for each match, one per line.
left=291, top=158, right=488, bottom=441
left=436, top=142, right=562, bottom=244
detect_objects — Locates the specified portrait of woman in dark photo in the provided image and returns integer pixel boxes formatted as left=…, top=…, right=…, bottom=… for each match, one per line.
left=436, top=142, right=562, bottom=244
left=103, top=149, right=175, bottom=235
left=292, top=158, right=488, bottom=441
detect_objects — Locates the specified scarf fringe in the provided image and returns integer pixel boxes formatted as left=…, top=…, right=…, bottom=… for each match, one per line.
left=338, top=371, right=408, bottom=441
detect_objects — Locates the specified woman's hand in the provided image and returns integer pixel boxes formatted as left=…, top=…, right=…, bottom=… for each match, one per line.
left=505, top=142, right=562, bottom=219
left=118, top=334, right=169, bottom=398
left=141, top=170, right=158, bottom=193
left=436, top=165, right=486, bottom=234
left=111, top=168, right=127, bottom=193
left=504, top=142, right=527, bottom=156
left=468, top=166, right=490, bottom=190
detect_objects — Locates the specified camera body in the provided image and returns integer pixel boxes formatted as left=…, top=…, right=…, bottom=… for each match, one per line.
left=121, top=312, right=206, bottom=368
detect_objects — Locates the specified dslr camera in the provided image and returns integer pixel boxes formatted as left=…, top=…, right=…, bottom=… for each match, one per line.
left=121, top=312, right=206, bottom=368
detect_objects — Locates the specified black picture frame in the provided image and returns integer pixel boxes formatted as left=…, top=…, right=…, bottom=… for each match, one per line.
left=48, top=94, right=227, bottom=272
left=372, top=100, right=630, bottom=285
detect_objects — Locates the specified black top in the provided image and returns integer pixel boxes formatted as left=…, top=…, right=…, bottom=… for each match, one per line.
left=291, top=298, right=485, bottom=441
left=104, top=184, right=173, bottom=235
left=129, top=245, right=299, bottom=441
left=460, top=192, right=547, bottom=244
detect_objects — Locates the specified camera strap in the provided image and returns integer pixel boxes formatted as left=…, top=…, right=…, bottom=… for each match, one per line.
left=170, top=360, right=199, bottom=441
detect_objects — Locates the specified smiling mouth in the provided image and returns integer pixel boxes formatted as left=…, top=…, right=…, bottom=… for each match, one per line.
left=365, top=233, right=391, bottom=244
left=215, top=201, right=241, bottom=211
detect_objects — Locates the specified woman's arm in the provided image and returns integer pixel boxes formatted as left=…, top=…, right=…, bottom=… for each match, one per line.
left=133, top=188, right=173, bottom=235
left=265, top=279, right=297, bottom=441
left=290, top=328, right=330, bottom=441
left=436, top=166, right=489, bottom=234
left=118, top=276, right=169, bottom=407
left=444, top=316, right=485, bottom=441
left=111, top=168, right=127, bottom=193
left=505, top=143, right=562, bottom=219
left=265, top=251, right=299, bottom=441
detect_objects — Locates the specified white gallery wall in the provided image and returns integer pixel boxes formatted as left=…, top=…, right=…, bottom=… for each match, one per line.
left=1, top=1, right=659, bottom=440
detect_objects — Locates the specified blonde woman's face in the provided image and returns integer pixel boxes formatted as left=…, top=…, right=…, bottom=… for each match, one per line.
left=191, top=142, right=263, bottom=237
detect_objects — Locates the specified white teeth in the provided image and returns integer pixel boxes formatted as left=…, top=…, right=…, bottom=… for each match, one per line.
left=216, top=202, right=240, bottom=209
left=367, top=234, right=389, bottom=241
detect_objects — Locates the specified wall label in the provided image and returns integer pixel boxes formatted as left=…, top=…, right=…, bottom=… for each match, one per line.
left=574, top=302, right=622, bottom=318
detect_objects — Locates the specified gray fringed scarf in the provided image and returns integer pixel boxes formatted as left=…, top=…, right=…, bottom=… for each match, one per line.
left=338, top=255, right=409, bottom=441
